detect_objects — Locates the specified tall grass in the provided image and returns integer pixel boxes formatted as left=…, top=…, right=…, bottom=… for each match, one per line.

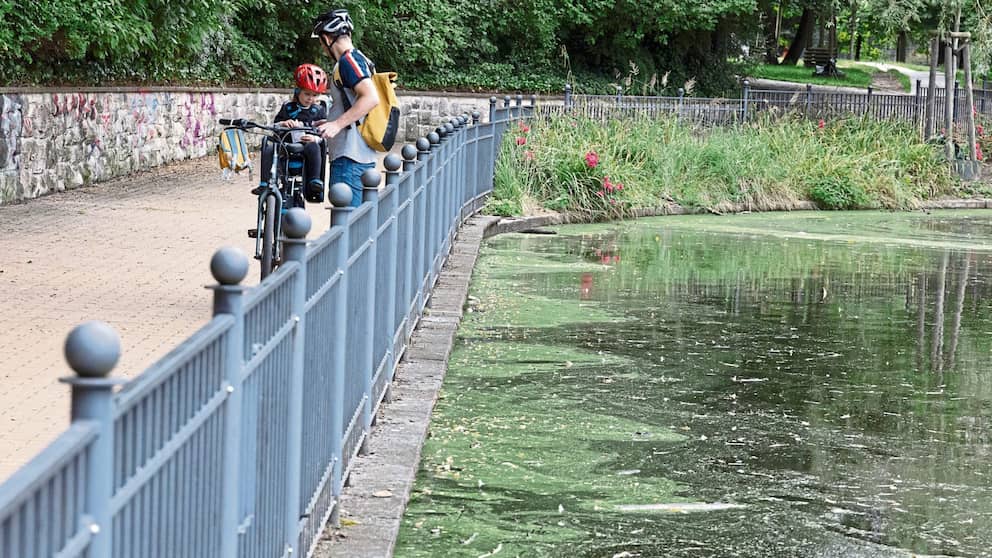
left=488, top=115, right=958, bottom=218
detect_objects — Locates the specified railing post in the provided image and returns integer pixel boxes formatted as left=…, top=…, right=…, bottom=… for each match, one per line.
left=208, top=247, right=249, bottom=558
left=866, top=86, right=873, bottom=116
left=564, top=84, right=572, bottom=113
left=677, top=87, right=685, bottom=121
left=515, top=94, right=523, bottom=119
left=805, top=84, right=812, bottom=117
left=359, top=169, right=381, bottom=455
left=742, top=79, right=750, bottom=123
left=469, top=111, right=482, bottom=205
left=953, top=80, right=960, bottom=123
left=326, top=183, right=352, bottom=526
left=615, top=85, right=623, bottom=107
left=489, top=96, right=497, bottom=123
left=401, top=144, right=419, bottom=340
left=61, top=321, right=126, bottom=558
left=382, top=154, right=402, bottom=396
left=416, top=135, right=434, bottom=318
left=279, top=208, right=311, bottom=555
left=914, top=80, right=922, bottom=132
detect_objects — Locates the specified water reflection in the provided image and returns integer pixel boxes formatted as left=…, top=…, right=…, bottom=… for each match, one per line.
left=400, top=213, right=992, bottom=557
left=510, top=222, right=992, bottom=555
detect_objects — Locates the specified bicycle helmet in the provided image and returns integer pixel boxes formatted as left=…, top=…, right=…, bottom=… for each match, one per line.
left=311, top=9, right=354, bottom=39
left=294, top=63, right=328, bottom=93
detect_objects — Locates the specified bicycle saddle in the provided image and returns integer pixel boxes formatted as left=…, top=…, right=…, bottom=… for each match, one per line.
left=285, top=143, right=306, bottom=154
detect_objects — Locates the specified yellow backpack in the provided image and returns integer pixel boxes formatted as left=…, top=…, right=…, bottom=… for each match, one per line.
left=334, top=60, right=400, bottom=152
left=217, top=127, right=251, bottom=178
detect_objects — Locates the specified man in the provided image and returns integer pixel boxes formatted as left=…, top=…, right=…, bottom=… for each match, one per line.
left=311, top=9, right=380, bottom=207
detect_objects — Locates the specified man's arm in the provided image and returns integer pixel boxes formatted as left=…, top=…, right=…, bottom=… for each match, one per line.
left=318, top=79, right=379, bottom=139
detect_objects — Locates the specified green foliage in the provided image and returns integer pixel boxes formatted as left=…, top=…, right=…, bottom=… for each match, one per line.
left=490, top=114, right=959, bottom=217
left=0, top=0, right=758, bottom=94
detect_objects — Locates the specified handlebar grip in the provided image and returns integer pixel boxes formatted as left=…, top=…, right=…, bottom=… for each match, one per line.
left=219, top=118, right=248, bottom=127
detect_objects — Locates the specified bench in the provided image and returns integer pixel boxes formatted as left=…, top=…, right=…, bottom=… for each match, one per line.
left=804, top=47, right=835, bottom=68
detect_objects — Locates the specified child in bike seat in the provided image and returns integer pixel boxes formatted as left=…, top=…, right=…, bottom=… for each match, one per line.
left=257, top=63, right=330, bottom=204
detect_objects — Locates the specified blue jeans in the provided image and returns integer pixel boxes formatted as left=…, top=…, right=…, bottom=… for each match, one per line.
left=330, top=157, right=375, bottom=207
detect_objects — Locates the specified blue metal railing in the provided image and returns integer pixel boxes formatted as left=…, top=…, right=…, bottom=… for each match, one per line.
left=0, top=97, right=532, bottom=558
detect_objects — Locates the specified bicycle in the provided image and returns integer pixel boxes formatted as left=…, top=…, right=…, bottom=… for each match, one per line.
left=219, top=118, right=327, bottom=280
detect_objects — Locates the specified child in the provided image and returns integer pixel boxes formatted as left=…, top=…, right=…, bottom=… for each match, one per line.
left=258, top=63, right=329, bottom=204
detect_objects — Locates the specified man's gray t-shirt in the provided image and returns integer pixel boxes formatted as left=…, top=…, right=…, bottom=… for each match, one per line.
left=328, top=49, right=378, bottom=165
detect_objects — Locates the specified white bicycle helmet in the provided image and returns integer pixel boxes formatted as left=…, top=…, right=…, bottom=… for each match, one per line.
left=311, top=9, right=354, bottom=39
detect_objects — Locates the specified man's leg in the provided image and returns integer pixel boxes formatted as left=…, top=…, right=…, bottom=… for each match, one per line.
left=331, top=157, right=375, bottom=207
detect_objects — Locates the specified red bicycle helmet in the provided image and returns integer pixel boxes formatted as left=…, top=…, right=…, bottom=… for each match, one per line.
left=294, top=64, right=328, bottom=93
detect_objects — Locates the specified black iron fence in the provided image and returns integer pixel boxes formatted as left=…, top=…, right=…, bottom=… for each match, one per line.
left=550, top=81, right=992, bottom=131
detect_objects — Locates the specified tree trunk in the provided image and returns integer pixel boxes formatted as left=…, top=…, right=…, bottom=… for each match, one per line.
left=848, top=1, right=858, bottom=59
left=855, top=34, right=863, bottom=61
left=896, top=30, right=908, bottom=62
left=783, top=7, right=814, bottom=65
left=758, top=0, right=781, bottom=63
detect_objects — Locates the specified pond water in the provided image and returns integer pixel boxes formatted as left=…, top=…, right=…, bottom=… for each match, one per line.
left=395, top=210, right=992, bottom=558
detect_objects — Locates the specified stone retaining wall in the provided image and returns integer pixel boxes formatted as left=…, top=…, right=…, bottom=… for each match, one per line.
left=0, top=88, right=545, bottom=205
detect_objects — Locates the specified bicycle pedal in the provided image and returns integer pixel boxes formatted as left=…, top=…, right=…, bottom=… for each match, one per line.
left=247, top=228, right=258, bottom=238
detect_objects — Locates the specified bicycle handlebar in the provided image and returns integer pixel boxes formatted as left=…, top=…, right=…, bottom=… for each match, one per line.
left=219, top=118, right=322, bottom=137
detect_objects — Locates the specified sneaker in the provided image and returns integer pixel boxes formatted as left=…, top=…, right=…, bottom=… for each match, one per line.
left=304, top=180, right=324, bottom=203
left=251, top=182, right=268, bottom=195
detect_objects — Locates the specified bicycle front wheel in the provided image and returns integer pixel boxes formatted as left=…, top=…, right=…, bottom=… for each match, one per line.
left=260, top=194, right=278, bottom=281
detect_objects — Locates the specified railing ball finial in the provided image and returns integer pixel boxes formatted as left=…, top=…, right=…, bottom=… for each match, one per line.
left=743, top=79, right=750, bottom=88
left=64, top=321, right=121, bottom=378
left=384, top=153, right=403, bottom=171
left=282, top=207, right=312, bottom=239
left=435, top=126, right=446, bottom=138
left=443, top=122, right=455, bottom=134
left=210, top=246, right=249, bottom=286
left=417, top=137, right=432, bottom=152
left=402, top=144, right=418, bottom=160
left=329, top=183, right=353, bottom=207
left=428, top=131, right=440, bottom=146
left=361, top=168, right=382, bottom=189
left=471, top=111, right=480, bottom=123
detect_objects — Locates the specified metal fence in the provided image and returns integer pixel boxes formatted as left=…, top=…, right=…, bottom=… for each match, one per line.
left=0, top=95, right=533, bottom=558
left=552, top=81, right=992, bottom=129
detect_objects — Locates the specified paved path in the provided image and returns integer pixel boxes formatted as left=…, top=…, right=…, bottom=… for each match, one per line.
left=855, top=61, right=946, bottom=94
left=0, top=155, right=379, bottom=481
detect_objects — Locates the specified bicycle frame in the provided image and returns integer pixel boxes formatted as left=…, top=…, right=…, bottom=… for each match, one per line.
left=218, top=118, right=325, bottom=280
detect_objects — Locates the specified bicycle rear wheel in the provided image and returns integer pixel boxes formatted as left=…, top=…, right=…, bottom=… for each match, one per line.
left=260, top=194, right=278, bottom=281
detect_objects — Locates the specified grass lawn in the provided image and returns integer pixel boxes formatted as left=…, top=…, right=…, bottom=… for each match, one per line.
left=749, top=62, right=874, bottom=88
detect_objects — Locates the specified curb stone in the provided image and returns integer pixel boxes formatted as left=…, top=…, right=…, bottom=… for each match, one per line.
left=312, top=215, right=499, bottom=558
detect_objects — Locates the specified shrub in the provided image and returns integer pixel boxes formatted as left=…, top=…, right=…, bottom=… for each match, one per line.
left=490, top=113, right=958, bottom=217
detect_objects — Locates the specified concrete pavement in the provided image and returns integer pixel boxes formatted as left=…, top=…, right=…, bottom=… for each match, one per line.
left=0, top=155, right=359, bottom=480
left=855, top=61, right=947, bottom=94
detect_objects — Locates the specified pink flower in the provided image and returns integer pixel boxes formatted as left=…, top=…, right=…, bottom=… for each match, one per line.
left=978, top=143, right=984, bottom=161
left=524, top=150, right=535, bottom=161
left=817, top=119, right=825, bottom=129
left=595, top=190, right=604, bottom=197
left=519, top=122, right=531, bottom=133
left=585, top=150, right=600, bottom=168
left=978, top=124, right=985, bottom=137
left=516, top=136, right=526, bottom=146
left=609, top=199, right=617, bottom=205
left=616, top=182, right=624, bottom=190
